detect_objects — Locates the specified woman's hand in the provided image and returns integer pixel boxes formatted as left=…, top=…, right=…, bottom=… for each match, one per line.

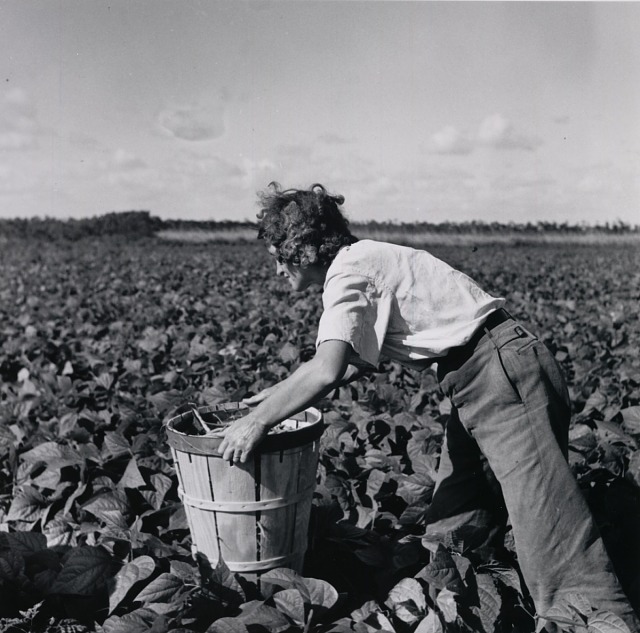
left=242, top=384, right=279, bottom=407
left=217, top=414, right=270, bottom=464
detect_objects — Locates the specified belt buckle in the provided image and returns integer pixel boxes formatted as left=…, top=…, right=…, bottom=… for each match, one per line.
left=514, top=325, right=526, bottom=337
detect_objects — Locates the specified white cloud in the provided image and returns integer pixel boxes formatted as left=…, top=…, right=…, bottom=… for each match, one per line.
left=167, top=153, right=245, bottom=193
left=112, top=149, right=147, bottom=171
left=0, top=88, right=40, bottom=151
left=428, top=116, right=541, bottom=156
left=240, top=158, right=279, bottom=190
left=190, top=155, right=244, bottom=179
left=477, top=114, right=541, bottom=151
left=0, top=130, right=37, bottom=151
left=277, top=143, right=314, bottom=161
left=369, top=176, right=400, bottom=197
left=4, top=88, right=36, bottom=116
left=429, top=125, right=473, bottom=155
left=318, top=133, right=351, bottom=145
left=0, top=161, right=41, bottom=194
left=493, top=173, right=556, bottom=192
left=157, top=100, right=225, bottom=141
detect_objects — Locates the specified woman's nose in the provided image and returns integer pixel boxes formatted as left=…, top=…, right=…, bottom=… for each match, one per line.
left=276, top=262, right=285, bottom=275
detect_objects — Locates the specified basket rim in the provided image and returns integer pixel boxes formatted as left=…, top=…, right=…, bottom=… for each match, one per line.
left=164, top=402, right=324, bottom=454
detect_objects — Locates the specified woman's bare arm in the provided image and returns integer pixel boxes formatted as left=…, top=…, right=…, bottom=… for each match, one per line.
left=217, top=340, right=354, bottom=462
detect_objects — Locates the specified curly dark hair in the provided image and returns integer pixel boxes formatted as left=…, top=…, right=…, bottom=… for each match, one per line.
left=256, top=182, right=358, bottom=268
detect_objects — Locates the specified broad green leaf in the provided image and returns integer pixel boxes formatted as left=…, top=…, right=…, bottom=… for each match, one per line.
left=273, top=588, right=306, bottom=625
left=148, top=389, right=182, bottom=415
left=76, top=442, right=101, bottom=463
left=359, top=610, right=395, bottom=632
left=415, top=610, right=445, bottom=633
left=483, top=564, right=523, bottom=596
left=569, top=424, right=598, bottom=453
left=278, top=342, right=299, bottom=364
left=7, top=486, right=48, bottom=523
left=32, top=568, right=60, bottom=595
left=82, top=490, right=130, bottom=529
left=201, top=385, right=227, bottom=406
left=395, top=473, right=434, bottom=505
left=587, top=611, right=633, bottom=633
left=354, top=545, right=388, bottom=568
left=594, top=420, right=635, bottom=446
left=385, top=578, right=426, bottom=624
left=206, top=618, right=249, bottom=633
left=399, top=503, right=428, bottom=526
left=118, top=458, right=146, bottom=489
left=102, top=607, right=163, bottom=633
left=168, top=504, right=188, bottom=531
left=261, top=568, right=310, bottom=602
left=134, top=572, right=184, bottom=604
left=145, top=599, right=186, bottom=615
left=20, top=442, right=85, bottom=467
left=436, top=588, right=458, bottom=623
left=628, top=451, right=640, bottom=488
left=108, top=555, right=156, bottom=614
left=50, top=546, right=113, bottom=596
left=102, top=431, right=132, bottom=460
left=417, top=545, right=465, bottom=593
left=365, top=468, right=387, bottom=500
left=150, top=473, right=172, bottom=507
left=169, top=559, right=197, bottom=581
left=583, top=390, right=608, bottom=414
left=0, top=550, right=27, bottom=584
left=540, top=603, right=581, bottom=628
left=57, top=412, right=80, bottom=439
left=356, top=505, right=376, bottom=529
left=0, top=531, right=47, bottom=555
left=236, top=603, right=292, bottom=633
left=302, top=577, right=339, bottom=612
left=137, top=328, right=167, bottom=354
left=31, top=467, right=62, bottom=490
left=363, top=448, right=400, bottom=472
left=198, top=555, right=245, bottom=604
left=350, top=600, right=379, bottom=623
left=323, top=618, right=355, bottom=633
left=0, top=425, right=15, bottom=462
left=620, top=406, right=640, bottom=435
left=95, top=372, right=114, bottom=390
left=564, top=591, right=592, bottom=617
left=472, top=574, right=500, bottom=633
left=63, top=482, right=87, bottom=517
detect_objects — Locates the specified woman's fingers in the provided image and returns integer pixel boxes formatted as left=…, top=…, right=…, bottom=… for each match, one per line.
left=219, top=436, right=243, bottom=463
left=216, top=415, right=268, bottom=464
left=242, top=387, right=275, bottom=406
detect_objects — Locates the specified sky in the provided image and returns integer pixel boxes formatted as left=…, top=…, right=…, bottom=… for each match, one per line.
left=1, top=1, right=639, bottom=225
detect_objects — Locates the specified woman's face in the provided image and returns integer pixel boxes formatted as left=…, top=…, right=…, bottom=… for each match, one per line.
left=267, top=246, right=319, bottom=292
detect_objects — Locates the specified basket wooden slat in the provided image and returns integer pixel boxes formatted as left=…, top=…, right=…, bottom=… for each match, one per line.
left=166, top=404, right=323, bottom=580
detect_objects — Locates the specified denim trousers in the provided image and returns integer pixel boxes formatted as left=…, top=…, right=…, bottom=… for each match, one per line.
left=425, top=317, right=639, bottom=631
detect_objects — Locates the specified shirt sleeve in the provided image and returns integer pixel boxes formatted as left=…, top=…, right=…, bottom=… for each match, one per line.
left=316, top=272, right=392, bottom=369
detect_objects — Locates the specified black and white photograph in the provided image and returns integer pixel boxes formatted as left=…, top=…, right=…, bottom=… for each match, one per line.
left=1, top=2, right=639, bottom=632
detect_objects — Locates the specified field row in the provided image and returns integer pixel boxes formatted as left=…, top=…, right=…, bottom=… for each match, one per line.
left=0, top=237, right=638, bottom=632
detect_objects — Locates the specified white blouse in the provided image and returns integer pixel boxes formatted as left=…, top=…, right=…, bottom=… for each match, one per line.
left=316, top=240, right=505, bottom=369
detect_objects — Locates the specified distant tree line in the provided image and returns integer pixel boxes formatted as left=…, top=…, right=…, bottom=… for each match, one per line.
left=353, top=219, right=640, bottom=235
left=0, top=211, right=638, bottom=241
left=0, top=211, right=162, bottom=241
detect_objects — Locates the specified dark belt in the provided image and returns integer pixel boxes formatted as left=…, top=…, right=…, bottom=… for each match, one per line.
left=438, top=308, right=513, bottom=375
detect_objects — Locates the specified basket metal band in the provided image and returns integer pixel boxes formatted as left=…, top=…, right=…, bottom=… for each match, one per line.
left=225, top=553, right=304, bottom=573
left=179, top=487, right=314, bottom=513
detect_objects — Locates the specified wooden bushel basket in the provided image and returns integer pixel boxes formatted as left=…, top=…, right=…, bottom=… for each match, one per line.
left=165, top=402, right=323, bottom=580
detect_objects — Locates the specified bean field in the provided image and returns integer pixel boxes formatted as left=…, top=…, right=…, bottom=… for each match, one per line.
left=0, top=237, right=639, bottom=633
